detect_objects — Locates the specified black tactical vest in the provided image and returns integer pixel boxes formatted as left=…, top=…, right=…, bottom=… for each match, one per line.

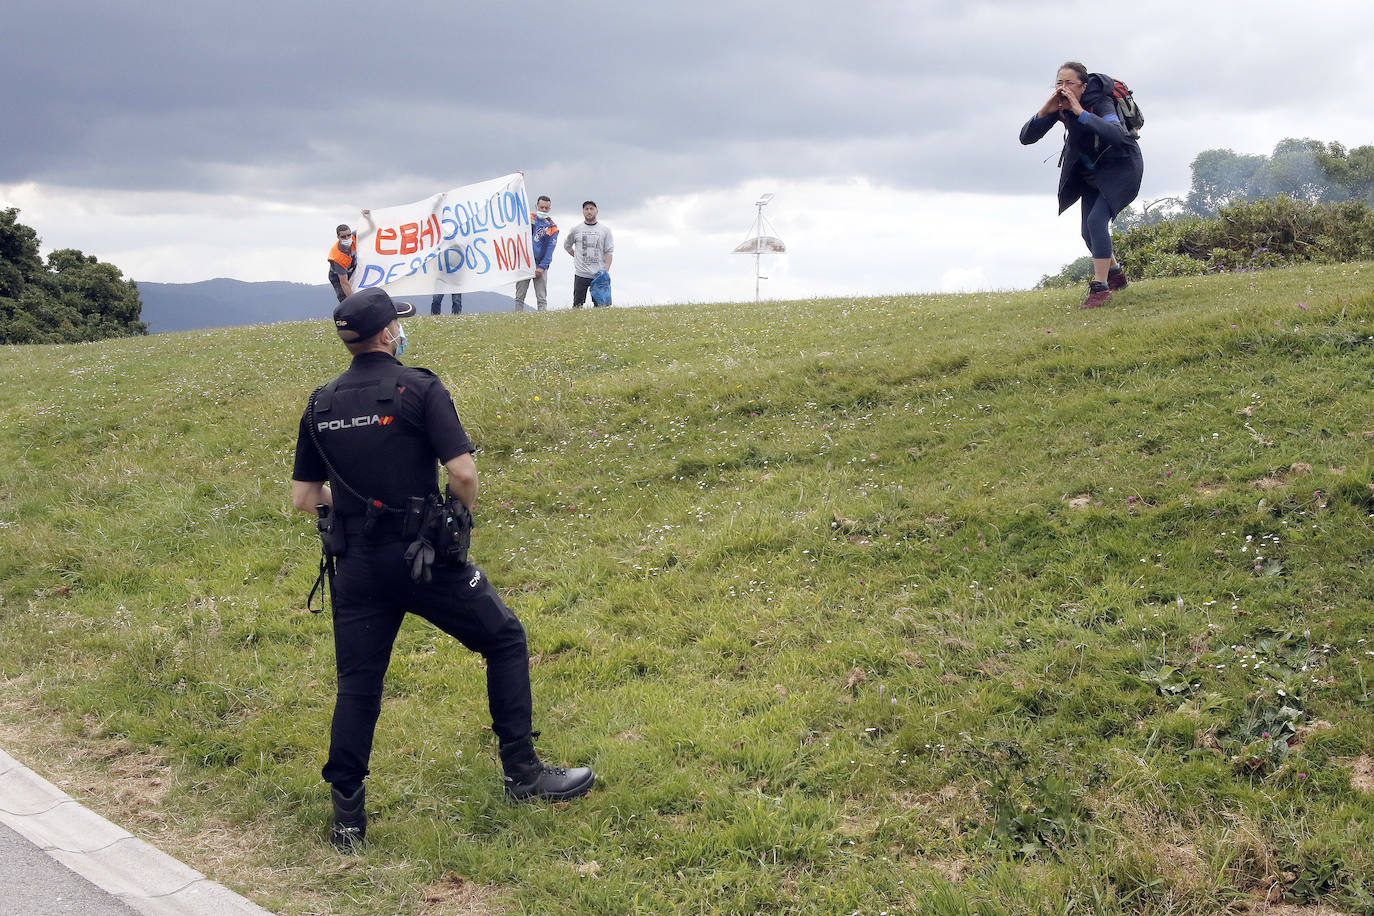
left=309, top=360, right=442, bottom=520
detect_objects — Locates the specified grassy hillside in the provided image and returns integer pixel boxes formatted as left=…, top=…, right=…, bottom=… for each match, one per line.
left=1, top=264, right=1371, bottom=915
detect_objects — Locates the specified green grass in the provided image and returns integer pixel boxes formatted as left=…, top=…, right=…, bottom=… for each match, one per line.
left=1, top=263, right=1372, bottom=915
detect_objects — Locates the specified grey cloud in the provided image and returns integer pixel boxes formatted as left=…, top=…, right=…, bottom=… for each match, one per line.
left=2, top=1, right=1051, bottom=195
left=4, top=0, right=1371, bottom=218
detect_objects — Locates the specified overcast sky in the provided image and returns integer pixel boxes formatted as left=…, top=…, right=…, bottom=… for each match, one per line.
left=4, top=0, right=1373, bottom=307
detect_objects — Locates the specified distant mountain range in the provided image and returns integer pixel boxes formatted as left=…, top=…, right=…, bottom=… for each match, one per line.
left=135, top=278, right=519, bottom=333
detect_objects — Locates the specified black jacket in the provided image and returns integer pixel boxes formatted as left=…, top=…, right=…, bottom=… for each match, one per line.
left=292, top=352, right=473, bottom=522
left=1020, top=74, right=1144, bottom=217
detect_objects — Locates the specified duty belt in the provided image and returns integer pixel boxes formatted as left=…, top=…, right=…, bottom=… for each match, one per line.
left=338, top=511, right=408, bottom=538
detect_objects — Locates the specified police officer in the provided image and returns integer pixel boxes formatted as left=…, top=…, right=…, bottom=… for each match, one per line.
left=290, top=287, right=594, bottom=851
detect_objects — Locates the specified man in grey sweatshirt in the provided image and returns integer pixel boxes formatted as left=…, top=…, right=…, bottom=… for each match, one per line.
left=563, top=201, right=614, bottom=308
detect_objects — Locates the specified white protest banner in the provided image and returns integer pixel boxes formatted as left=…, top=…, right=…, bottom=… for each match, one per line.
left=353, top=173, right=535, bottom=297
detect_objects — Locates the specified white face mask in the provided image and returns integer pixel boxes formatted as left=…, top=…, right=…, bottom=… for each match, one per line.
left=391, top=322, right=408, bottom=357
left=535, top=210, right=551, bottom=220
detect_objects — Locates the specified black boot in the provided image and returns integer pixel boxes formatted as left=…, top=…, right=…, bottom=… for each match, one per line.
left=329, top=784, right=366, bottom=851
left=499, top=736, right=595, bottom=801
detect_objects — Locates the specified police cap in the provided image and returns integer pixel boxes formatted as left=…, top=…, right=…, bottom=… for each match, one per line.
left=333, top=288, right=416, bottom=342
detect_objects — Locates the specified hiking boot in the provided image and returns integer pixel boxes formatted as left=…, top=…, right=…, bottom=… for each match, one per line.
left=329, top=785, right=366, bottom=852
left=500, top=736, right=595, bottom=802
left=1106, top=266, right=1129, bottom=290
left=1081, top=280, right=1112, bottom=309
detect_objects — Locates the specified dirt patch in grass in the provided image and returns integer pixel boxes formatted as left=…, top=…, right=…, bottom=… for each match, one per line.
left=1089, top=798, right=1279, bottom=905
left=1112, top=816, right=1210, bottom=893
left=1188, top=630, right=1214, bottom=656
left=1235, top=899, right=1352, bottom=916
left=921, top=856, right=973, bottom=883
left=842, top=667, right=867, bottom=691
left=1251, top=462, right=1314, bottom=490
left=1333, top=755, right=1374, bottom=793
left=1288, top=719, right=1333, bottom=751
left=891, top=784, right=979, bottom=833
left=0, top=686, right=173, bottom=830
left=0, top=680, right=505, bottom=915
left=0, top=686, right=307, bottom=908
left=418, top=871, right=499, bottom=914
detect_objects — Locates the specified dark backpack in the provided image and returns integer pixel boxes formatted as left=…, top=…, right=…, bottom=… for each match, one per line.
left=1093, top=73, right=1144, bottom=138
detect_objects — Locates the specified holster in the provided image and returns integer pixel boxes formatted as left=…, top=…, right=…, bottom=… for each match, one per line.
left=400, top=490, right=472, bottom=583
left=317, top=504, right=347, bottom=557
left=309, top=504, right=346, bottom=614
left=436, top=487, right=472, bottom=569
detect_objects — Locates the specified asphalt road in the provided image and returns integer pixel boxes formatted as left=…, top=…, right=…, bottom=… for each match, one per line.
left=0, top=820, right=141, bottom=915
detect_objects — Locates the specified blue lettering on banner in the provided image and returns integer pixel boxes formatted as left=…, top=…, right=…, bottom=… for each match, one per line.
left=503, top=188, right=527, bottom=224
left=451, top=199, right=485, bottom=235
left=357, top=183, right=527, bottom=288
left=429, top=240, right=493, bottom=275
left=358, top=264, right=385, bottom=288
left=445, top=184, right=528, bottom=239
left=439, top=205, right=461, bottom=242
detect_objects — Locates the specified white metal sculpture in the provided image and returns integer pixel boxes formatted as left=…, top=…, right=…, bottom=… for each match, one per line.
left=732, top=193, right=785, bottom=302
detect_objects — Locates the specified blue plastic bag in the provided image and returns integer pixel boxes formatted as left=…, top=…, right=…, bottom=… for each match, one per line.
left=589, top=270, right=612, bottom=306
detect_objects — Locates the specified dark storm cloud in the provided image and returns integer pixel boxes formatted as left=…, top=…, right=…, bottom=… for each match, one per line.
left=3, top=0, right=1364, bottom=212
left=2, top=1, right=1067, bottom=204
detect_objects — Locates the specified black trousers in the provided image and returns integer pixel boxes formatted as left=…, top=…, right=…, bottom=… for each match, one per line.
left=572, top=274, right=593, bottom=308
left=321, top=539, right=532, bottom=792
left=430, top=293, right=463, bottom=314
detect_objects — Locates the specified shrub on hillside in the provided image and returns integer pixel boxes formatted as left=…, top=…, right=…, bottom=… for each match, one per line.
left=1035, top=255, right=1095, bottom=289
left=1109, top=197, right=1374, bottom=281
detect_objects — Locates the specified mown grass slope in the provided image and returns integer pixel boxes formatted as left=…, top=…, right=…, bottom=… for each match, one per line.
left=1, top=264, right=1372, bottom=915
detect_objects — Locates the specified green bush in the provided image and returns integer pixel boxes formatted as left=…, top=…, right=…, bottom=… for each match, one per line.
left=1036, top=255, right=1094, bottom=289
left=1102, top=197, right=1374, bottom=281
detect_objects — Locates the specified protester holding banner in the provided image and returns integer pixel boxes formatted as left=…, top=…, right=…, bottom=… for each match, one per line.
left=514, top=196, right=557, bottom=311
left=430, top=292, right=463, bottom=315
left=563, top=201, right=614, bottom=308
left=351, top=174, right=538, bottom=303
left=327, top=224, right=358, bottom=302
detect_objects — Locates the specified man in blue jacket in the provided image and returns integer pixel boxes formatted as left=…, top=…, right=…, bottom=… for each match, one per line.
left=514, top=196, right=558, bottom=311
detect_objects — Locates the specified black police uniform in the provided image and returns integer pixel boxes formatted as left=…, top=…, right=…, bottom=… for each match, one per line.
left=292, top=351, right=534, bottom=795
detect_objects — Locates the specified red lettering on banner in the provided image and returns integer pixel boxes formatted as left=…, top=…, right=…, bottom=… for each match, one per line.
left=376, top=228, right=398, bottom=256
left=419, top=215, right=439, bottom=249
left=493, top=237, right=515, bottom=271
left=491, top=236, right=535, bottom=271
left=399, top=222, right=420, bottom=255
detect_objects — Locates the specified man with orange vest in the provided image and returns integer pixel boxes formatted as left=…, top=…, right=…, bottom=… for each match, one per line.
left=328, top=224, right=359, bottom=302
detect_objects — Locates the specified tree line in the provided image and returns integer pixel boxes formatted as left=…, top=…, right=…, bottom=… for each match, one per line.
left=0, top=208, right=145, bottom=344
